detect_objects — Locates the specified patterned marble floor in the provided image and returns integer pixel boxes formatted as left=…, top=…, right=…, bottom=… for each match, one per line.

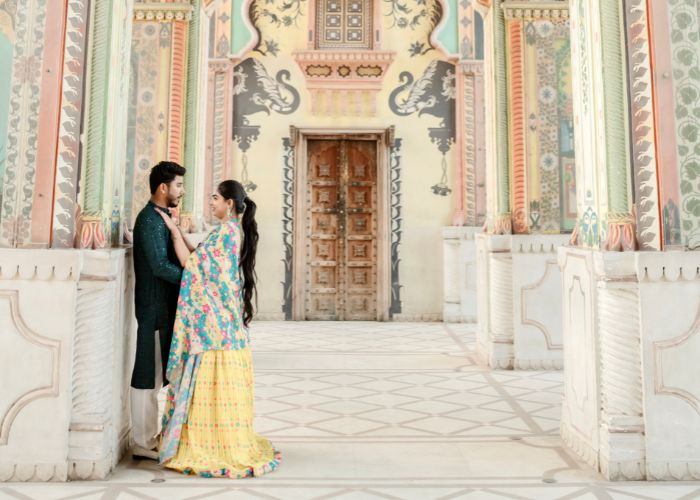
left=3, top=322, right=700, bottom=499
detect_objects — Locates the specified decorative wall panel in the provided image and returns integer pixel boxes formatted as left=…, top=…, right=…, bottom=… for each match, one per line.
left=504, top=6, right=574, bottom=235
left=124, top=21, right=174, bottom=228
left=0, top=0, right=48, bottom=247
left=649, top=0, right=700, bottom=249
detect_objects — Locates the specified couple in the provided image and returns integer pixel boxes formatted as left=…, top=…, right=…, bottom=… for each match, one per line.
left=130, top=161, right=280, bottom=478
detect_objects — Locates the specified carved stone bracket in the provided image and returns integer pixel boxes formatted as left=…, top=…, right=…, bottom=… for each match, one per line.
left=133, top=3, right=194, bottom=22
left=293, top=50, right=396, bottom=116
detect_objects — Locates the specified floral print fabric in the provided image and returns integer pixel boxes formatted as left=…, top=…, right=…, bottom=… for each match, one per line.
left=160, top=220, right=254, bottom=465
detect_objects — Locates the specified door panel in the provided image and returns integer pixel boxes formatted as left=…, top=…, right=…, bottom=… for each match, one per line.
left=306, top=140, right=341, bottom=320
left=305, top=138, right=377, bottom=320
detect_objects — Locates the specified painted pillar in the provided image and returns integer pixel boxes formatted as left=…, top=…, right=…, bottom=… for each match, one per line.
left=461, top=61, right=486, bottom=227
left=598, top=0, right=635, bottom=251
left=502, top=3, right=575, bottom=235
left=480, top=0, right=511, bottom=234
left=79, top=0, right=134, bottom=249
left=51, top=0, right=91, bottom=248
left=646, top=0, right=700, bottom=250
left=454, top=0, right=486, bottom=227
left=29, top=0, right=69, bottom=246
left=205, top=59, right=234, bottom=225
left=79, top=0, right=112, bottom=249
left=180, top=0, right=203, bottom=232
left=569, top=0, right=635, bottom=251
left=0, top=0, right=52, bottom=248
left=623, top=0, right=661, bottom=251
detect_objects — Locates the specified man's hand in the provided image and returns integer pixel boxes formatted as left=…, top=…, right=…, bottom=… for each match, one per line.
left=156, top=209, right=179, bottom=235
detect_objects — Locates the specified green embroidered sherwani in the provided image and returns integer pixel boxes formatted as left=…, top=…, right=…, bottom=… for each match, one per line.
left=131, top=201, right=183, bottom=389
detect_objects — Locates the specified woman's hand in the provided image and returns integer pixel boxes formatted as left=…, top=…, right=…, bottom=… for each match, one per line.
left=156, top=209, right=179, bottom=235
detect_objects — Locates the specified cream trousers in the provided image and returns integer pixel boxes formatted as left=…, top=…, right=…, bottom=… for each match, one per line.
left=130, top=330, right=163, bottom=450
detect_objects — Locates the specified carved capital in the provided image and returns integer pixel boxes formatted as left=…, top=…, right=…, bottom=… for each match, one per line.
left=460, top=60, right=484, bottom=76
left=77, top=217, right=108, bottom=250
left=501, top=1, right=569, bottom=20
left=209, top=58, right=234, bottom=73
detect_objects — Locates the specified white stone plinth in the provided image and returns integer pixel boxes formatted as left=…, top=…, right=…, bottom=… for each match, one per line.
left=0, top=249, right=135, bottom=482
left=559, top=246, right=700, bottom=481
left=475, top=233, right=568, bottom=369
left=442, top=226, right=481, bottom=323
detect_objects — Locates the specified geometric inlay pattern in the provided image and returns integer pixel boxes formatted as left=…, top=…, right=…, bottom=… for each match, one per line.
left=5, top=322, right=700, bottom=497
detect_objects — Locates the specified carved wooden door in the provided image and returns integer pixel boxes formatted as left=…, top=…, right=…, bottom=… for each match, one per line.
left=306, top=139, right=377, bottom=320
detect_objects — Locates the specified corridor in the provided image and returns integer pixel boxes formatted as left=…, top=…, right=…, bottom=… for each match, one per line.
left=3, top=322, right=700, bottom=499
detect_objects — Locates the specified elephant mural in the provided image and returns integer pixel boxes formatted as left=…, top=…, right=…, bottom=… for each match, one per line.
left=232, top=57, right=300, bottom=191
left=389, top=60, right=456, bottom=195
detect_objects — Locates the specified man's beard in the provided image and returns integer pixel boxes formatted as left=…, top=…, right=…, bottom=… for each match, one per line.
left=167, top=195, right=181, bottom=208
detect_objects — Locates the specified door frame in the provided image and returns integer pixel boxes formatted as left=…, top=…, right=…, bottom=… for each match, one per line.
left=291, top=127, right=394, bottom=321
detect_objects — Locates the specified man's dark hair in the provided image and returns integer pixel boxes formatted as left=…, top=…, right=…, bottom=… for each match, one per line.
left=149, top=161, right=186, bottom=194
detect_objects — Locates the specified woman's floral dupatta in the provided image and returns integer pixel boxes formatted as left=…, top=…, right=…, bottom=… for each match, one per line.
left=160, top=220, right=249, bottom=463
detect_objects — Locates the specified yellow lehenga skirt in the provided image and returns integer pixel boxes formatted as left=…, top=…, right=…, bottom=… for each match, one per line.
left=163, top=348, right=280, bottom=478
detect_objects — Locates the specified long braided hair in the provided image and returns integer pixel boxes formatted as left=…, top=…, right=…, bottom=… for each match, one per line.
left=217, top=180, right=259, bottom=326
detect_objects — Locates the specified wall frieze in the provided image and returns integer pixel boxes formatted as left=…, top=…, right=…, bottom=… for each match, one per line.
left=501, top=1, right=569, bottom=20
left=647, top=461, right=700, bottom=481
left=0, top=250, right=80, bottom=281
left=133, top=3, right=194, bottom=22
left=634, top=252, right=700, bottom=282
left=509, top=235, right=569, bottom=253
left=0, top=462, right=67, bottom=482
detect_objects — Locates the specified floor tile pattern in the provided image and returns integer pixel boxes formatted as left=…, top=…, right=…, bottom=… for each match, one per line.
left=3, top=322, right=700, bottom=499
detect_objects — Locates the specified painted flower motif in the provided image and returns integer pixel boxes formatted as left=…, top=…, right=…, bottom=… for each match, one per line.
left=264, top=39, right=280, bottom=57
left=14, top=56, right=41, bottom=84
left=540, top=153, right=558, bottom=172
left=539, top=86, right=556, bottom=105
left=536, top=20, right=554, bottom=38
left=409, top=41, right=427, bottom=57
left=142, top=23, right=158, bottom=40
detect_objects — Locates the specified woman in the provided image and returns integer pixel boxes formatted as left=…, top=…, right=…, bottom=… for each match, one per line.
left=157, top=180, right=280, bottom=478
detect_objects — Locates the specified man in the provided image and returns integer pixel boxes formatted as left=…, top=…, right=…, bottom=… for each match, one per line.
left=131, top=161, right=192, bottom=460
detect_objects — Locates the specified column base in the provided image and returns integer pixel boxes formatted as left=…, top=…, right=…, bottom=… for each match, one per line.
left=559, top=246, right=700, bottom=481
left=0, top=249, right=135, bottom=482
left=442, top=226, right=481, bottom=323
left=475, top=233, right=567, bottom=369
